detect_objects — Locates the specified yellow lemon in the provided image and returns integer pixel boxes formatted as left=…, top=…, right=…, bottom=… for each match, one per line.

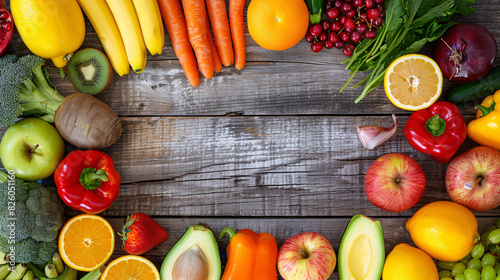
left=406, top=201, right=478, bottom=261
left=384, top=54, right=442, bottom=111
left=11, top=0, right=85, bottom=67
left=382, top=243, right=438, bottom=280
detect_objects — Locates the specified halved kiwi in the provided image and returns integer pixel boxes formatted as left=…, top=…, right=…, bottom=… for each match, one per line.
left=67, top=48, right=113, bottom=95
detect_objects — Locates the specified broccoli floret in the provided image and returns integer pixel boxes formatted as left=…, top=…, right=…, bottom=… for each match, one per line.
left=0, top=54, right=65, bottom=128
left=0, top=178, right=65, bottom=264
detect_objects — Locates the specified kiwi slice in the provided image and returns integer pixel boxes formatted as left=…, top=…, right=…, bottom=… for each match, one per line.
left=67, top=48, right=113, bottom=95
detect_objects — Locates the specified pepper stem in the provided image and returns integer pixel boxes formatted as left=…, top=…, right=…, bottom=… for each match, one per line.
left=476, top=102, right=496, bottom=117
left=219, top=228, right=236, bottom=241
left=309, top=10, right=322, bottom=25
left=79, top=168, right=109, bottom=190
left=425, top=114, right=446, bottom=137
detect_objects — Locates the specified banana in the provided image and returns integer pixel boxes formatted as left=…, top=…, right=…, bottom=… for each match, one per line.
left=105, top=0, right=147, bottom=73
left=131, top=0, right=165, bottom=56
left=77, top=0, right=130, bottom=76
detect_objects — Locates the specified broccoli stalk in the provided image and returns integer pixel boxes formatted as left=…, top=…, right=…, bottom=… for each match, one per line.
left=0, top=54, right=65, bottom=128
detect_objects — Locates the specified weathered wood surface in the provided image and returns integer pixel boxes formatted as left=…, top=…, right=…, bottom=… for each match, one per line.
left=2, top=0, right=500, bottom=279
left=5, top=1, right=499, bottom=116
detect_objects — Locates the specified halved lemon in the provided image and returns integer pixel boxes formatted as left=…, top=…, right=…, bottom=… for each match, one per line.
left=58, top=214, right=115, bottom=272
left=384, top=54, right=443, bottom=111
left=101, top=255, right=160, bottom=280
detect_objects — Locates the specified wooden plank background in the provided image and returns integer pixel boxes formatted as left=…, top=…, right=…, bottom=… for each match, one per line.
left=1, top=0, right=500, bottom=279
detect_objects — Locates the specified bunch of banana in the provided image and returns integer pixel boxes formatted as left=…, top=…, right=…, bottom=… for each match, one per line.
left=0, top=251, right=103, bottom=280
left=77, top=0, right=164, bottom=75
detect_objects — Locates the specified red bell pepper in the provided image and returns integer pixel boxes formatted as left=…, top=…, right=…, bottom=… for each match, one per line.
left=404, top=101, right=467, bottom=163
left=54, top=150, right=121, bottom=214
left=0, top=1, right=13, bottom=56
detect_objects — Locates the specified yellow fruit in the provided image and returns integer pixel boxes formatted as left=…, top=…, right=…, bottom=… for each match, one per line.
left=131, top=0, right=165, bottom=56
left=101, top=255, right=160, bottom=280
left=106, top=0, right=147, bottom=73
left=11, top=0, right=85, bottom=68
left=58, top=214, right=115, bottom=272
left=382, top=243, right=438, bottom=280
left=384, top=54, right=443, bottom=111
left=247, top=0, right=309, bottom=51
left=77, top=0, right=130, bottom=76
left=406, top=201, right=478, bottom=261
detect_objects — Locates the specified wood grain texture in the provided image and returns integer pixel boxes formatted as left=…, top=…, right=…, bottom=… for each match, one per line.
left=103, top=216, right=499, bottom=280
left=4, top=1, right=498, bottom=116
left=47, top=114, right=495, bottom=218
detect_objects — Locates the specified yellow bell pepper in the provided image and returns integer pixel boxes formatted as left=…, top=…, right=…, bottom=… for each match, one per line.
left=467, top=90, right=500, bottom=150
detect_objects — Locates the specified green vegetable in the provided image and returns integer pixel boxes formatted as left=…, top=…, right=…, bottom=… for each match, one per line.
left=0, top=179, right=65, bottom=265
left=0, top=54, right=64, bottom=128
left=341, top=0, right=475, bottom=103
left=305, top=0, right=325, bottom=24
left=447, top=66, right=500, bottom=104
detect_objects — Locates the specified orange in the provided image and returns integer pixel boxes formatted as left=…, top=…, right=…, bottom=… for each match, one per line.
left=384, top=54, right=443, bottom=111
left=247, top=0, right=308, bottom=51
left=101, top=255, right=160, bottom=280
left=58, top=214, right=115, bottom=272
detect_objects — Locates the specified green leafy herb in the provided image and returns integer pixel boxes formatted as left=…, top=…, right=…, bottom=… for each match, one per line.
left=340, top=0, right=475, bottom=103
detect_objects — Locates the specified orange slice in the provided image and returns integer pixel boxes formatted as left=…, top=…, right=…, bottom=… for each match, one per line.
left=384, top=54, right=443, bottom=111
left=101, top=255, right=160, bottom=280
left=58, top=214, right=115, bottom=272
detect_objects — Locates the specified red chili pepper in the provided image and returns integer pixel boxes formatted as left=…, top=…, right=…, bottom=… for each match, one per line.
left=54, top=150, right=121, bottom=214
left=0, top=1, right=13, bottom=56
left=404, top=101, right=467, bottom=163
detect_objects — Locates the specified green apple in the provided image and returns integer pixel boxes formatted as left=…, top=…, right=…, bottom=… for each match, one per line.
left=0, top=118, right=65, bottom=181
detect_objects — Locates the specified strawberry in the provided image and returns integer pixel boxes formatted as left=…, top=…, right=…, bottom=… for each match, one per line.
left=118, top=213, right=169, bottom=255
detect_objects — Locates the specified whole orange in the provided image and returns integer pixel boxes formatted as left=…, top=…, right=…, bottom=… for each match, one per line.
left=247, top=0, right=309, bottom=51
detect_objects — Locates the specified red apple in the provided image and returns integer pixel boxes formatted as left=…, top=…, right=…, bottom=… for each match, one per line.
left=365, top=153, right=426, bottom=212
left=445, top=146, right=500, bottom=211
left=277, top=232, right=336, bottom=280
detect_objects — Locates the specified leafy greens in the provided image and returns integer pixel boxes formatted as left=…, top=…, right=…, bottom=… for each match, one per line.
left=340, top=0, right=476, bottom=103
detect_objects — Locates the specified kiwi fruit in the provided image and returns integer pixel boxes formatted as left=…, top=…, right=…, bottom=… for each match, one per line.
left=67, top=48, right=113, bottom=95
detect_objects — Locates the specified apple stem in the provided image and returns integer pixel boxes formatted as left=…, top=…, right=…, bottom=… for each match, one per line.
left=476, top=176, right=483, bottom=185
left=30, top=144, right=39, bottom=155
left=298, top=249, right=308, bottom=258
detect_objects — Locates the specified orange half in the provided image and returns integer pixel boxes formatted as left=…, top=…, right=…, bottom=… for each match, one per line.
left=58, top=214, right=115, bottom=272
left=384, top=54, right=443, bottom=111
left=101, top=255, right=160, bottom=280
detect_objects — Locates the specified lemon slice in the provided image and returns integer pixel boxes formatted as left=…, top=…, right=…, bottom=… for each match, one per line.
left=384, top=54, right=443, bottom=111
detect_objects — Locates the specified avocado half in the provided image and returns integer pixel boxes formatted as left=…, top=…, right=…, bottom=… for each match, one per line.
left=338, top=214, right=385, bottom=280
left=160, top=225, right=221, bottom=280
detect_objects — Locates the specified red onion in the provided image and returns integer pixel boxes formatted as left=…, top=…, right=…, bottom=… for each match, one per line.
left=435, top=23, right=497, bottom=84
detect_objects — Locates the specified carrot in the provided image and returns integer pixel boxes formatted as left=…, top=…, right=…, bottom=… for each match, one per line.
left=157, top=0, right=200, bottom=87
left=206, top=16, right=223, bottom=73
left=206, top=0, right=234, bottom=66
left=182, top=0, right=214, bottom=79
left=229, top=0, right=245, bottom=70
